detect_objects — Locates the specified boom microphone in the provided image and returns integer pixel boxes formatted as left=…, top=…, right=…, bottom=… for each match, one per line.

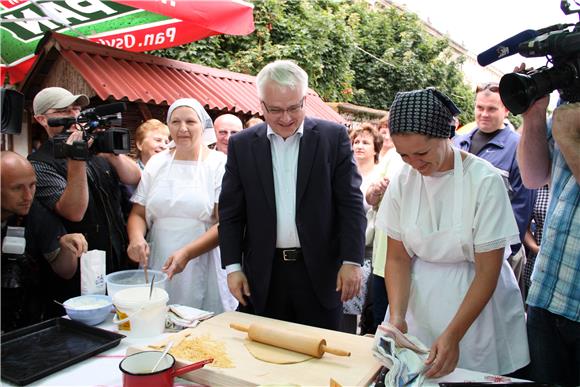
left=82, top=102, right=126, bottom=117
left=477, top=29, right=538, bottom=66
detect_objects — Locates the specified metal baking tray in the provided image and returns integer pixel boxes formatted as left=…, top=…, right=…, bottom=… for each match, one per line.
left=1, top=317, right=125, bottom=386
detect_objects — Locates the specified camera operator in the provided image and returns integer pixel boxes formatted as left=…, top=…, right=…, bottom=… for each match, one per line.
left=28, top=87, right=141, bottom=301
left=1, top=151, right=88, bottom=332
left=517, top=82, right=579, bottom=385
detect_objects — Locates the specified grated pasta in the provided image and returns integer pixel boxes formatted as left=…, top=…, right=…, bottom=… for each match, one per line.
left=170, top=334, right=235, bottom=368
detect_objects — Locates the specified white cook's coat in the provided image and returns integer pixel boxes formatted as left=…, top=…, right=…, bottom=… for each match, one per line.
left=377, top=148, right=529, bottom=375
left=131, top=148, right=237, bottom=313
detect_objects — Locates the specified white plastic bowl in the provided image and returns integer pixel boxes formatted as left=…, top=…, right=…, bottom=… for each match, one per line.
left=64, top=294, right=112, bottom=326
left=106, top=269, right=168, bottom=298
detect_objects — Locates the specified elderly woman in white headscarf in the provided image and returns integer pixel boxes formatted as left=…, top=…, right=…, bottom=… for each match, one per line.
left=127, top=98, right=237, bottom=313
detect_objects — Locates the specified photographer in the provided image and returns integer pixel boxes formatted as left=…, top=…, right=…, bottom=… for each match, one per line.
left=28, top=87, right=140, bottom=301
left=1, top=151, right=87, bottom=332
left=517, top=92, right=579, bottom=385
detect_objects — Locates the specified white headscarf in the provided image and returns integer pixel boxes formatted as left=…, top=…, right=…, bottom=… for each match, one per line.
left=166, top=98, right=217, bottom=146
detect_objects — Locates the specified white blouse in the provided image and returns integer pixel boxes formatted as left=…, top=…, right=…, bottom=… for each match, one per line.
left=376, top=153, right=519, bottom=259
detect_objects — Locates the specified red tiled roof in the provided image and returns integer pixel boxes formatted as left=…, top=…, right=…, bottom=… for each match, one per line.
left=32, top=32, right=345, bottom=123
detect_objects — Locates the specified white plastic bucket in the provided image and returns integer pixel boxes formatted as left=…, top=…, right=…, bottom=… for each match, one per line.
left=112, top=287, right=169, bottom=338
left=106, top=269, right=168, bottom=298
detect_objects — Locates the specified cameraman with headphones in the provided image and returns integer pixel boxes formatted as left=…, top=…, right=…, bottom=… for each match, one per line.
left=517, top=92, right=579, bottom=386
left=28, top=87, right=141, bottom=303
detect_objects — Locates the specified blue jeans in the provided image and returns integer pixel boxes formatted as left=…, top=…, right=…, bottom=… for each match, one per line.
left=526, top=305, right=580, bottom=385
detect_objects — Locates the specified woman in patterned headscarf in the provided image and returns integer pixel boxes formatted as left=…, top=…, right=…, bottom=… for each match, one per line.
left=127, top=98, right=237, bottom=313
left=375, top=88, right=529, bottom=378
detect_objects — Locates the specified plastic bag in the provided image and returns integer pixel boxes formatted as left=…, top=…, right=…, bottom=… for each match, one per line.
left=81, top=250, right=106, bottom=295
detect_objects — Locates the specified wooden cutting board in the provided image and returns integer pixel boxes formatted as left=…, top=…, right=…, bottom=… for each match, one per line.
left=127, top=311, right=381, bottom=386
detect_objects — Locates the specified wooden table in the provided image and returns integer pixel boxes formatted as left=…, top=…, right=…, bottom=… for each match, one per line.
left=128, top=311, right=382, bottom=386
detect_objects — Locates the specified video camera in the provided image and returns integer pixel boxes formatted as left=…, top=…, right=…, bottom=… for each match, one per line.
left=48, top=102, right=131, bottom=161
left=477, top=0, right=580, bottom=114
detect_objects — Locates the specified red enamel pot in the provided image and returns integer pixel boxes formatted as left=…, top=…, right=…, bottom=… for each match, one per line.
left=119, top=351, right=212, bottom=387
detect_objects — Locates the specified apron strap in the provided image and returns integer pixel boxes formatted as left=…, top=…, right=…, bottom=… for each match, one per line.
left=451, top=146, right=464, bottom=230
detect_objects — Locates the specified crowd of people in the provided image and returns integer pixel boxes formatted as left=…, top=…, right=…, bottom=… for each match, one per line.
left=1, top=59, right=577, bottom=386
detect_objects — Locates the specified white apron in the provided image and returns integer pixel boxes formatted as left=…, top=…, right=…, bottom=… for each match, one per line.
left=387, top=148, right=528, bottom=375
left=145, top=147, right=236, bottom=313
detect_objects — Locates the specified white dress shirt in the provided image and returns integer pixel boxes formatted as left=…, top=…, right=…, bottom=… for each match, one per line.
left=226, top=122, right=357, bottom=274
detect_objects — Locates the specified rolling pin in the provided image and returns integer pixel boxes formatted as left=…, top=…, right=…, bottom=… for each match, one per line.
left=230, top=322, right=351, bottom=358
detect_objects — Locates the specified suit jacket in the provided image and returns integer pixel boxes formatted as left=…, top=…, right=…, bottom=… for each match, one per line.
left=219, top=117, right=366, bottom=313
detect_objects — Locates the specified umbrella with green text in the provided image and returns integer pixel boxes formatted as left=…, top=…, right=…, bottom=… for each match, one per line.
left=1, top=0, right=255, bottom=84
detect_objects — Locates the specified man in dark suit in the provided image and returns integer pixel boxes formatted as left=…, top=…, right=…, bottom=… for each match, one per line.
left=219, top=60, right=366, bottom=330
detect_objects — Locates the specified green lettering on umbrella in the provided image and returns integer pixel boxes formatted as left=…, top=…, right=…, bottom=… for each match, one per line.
left=1, top=1, right=168, bottom=65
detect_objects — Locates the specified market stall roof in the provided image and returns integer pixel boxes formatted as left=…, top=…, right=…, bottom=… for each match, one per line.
left=19, top=32, right=345, bottom=123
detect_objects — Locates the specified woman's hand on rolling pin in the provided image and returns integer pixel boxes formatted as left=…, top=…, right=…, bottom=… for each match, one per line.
left=227, top=271, right=251, bottom=306
left=423, top=330, right=460, bottom=379
left=127, top=236, right=149, bottom=269
left=336, top=264, right=362, bottom=302
left=162, top=248, right=189, bottom=280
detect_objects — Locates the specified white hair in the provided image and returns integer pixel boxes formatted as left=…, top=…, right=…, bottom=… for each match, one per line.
left=256, top=60, right=309, bottom=99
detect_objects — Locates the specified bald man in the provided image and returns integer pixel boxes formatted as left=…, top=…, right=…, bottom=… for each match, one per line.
left=214, top=114, right=243, bottom=154
left=1, top=151, right=87, bottom=331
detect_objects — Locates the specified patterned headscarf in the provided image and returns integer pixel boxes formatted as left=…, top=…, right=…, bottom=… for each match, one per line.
left=389, top=88, right=460, bottom=139
left=166, top=98, right=217, bottom=145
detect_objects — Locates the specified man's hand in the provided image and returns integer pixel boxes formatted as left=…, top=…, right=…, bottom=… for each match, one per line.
left=162, top=249, right=189, bottom=280
left=227, top=271, right=251, bottom=306
left=515, top=63, right=549, bottom=123
left=53, top=233, right=88, bottom=279
left=65, top=129, right=84, bottom=146
left=336, top=264, right=362, bottom=302
left=59, top=233, right=88, bottom=257
left=127, top=237, right=149, bottom=268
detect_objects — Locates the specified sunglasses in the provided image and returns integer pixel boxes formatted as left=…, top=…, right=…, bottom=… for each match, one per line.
left=476, top=82, right=499, bottom=93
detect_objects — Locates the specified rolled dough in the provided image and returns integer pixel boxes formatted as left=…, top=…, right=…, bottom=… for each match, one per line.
left=243, top=339, right=313, bottom=364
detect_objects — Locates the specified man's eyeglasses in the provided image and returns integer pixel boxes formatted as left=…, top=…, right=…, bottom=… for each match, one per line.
left=476, top=82, right=499, bottom=93
left=261, top=98, right=305, bottom=116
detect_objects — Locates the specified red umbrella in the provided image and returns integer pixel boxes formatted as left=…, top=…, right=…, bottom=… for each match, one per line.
left=0, top=0, right=255, bottom=84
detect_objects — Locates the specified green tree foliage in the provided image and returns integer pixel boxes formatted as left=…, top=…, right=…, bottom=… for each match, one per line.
left=151, top=0, right=476, bottom=123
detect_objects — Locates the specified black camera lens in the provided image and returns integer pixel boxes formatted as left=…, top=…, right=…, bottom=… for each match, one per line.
left=500, top=63, right=579, bottom=114
left=499, top=73, right=537, bottom=115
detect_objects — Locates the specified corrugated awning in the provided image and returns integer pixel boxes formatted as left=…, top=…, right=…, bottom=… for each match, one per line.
left=26, top=32, right=345, bottom=124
